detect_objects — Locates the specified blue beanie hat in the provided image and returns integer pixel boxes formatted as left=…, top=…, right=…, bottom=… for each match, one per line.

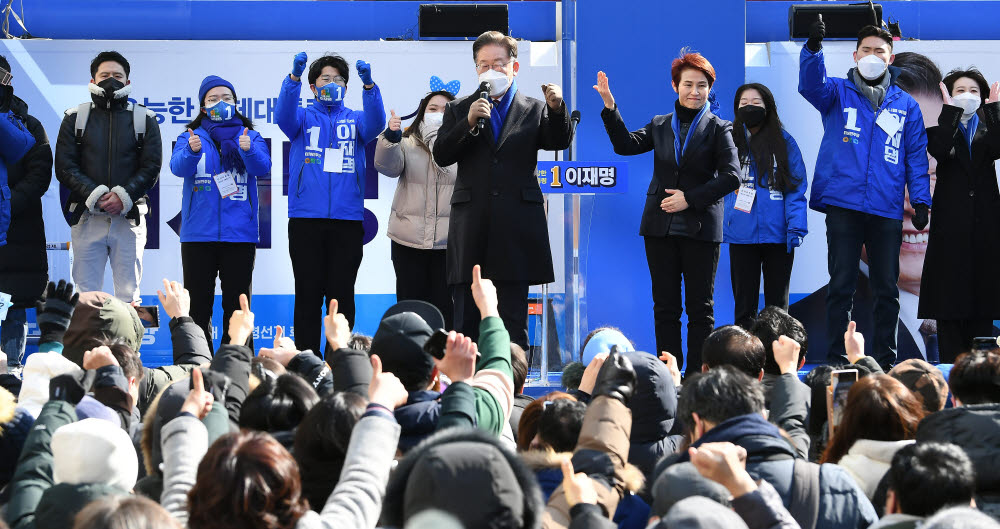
left=198, top=75, right=236, bottom=106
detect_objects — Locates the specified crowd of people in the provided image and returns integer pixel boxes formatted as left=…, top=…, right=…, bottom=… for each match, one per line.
left=0, top=21, right=999, bottom=529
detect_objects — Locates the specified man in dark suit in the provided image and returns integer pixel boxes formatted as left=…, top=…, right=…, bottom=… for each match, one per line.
left=433, top=31, right=573, bottom=349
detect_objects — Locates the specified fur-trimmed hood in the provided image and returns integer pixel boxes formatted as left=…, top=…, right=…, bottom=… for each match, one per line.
left=383, top=427, right=544, bottom=529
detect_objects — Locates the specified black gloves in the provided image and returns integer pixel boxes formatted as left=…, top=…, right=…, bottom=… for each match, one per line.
left=194, top=368, right=231, bottom=404
left=384, top=128, right=402, bottom=144
left=50, top=371, right=96, bottom=405
left=591, top=351, right=636, bottom=405
left=912, top=204, right=929, bottom=231
left=35, top=280, right=79, bottom=345
left=806, top=14, right=825, bottom=52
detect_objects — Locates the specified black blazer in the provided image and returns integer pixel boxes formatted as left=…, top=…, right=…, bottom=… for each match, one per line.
left=919, top=102, right=1000, bottom=320
left=601, top=105, right=740, bottom=242
left=433, top=89, right=572, bottom=285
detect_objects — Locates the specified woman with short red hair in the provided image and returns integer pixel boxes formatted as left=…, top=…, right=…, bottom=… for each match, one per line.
left=595, top=50, right=740, bottom=374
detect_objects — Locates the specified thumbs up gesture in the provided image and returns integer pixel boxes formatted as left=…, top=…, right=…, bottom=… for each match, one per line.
left=368, top=354, right=408, bottom=410
left=187, top=128, right=202, bottom=153
left=388, top=109, right=401, bottom=131
left=471, top=264, right=499, bottom=320
left=239, top=127, right=251, bottom=151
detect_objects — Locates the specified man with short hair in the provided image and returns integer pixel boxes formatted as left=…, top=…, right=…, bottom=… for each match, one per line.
left=916, top=349, right=1000, bottom=517
left=799, top=22, right=932, bottom=369
left=434, top=30, right=573, bottom=349
left=277, top=52, right=385, bottom=354
left=55, top=51, right=162, bottom=303
left=871, top=442, right=976, bottom=529
left=701, top=325, right=765, bottom=380
left=670, top=366, right=877, bottom=529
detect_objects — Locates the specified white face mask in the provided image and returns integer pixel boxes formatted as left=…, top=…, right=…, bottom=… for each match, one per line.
left=478, top=69, right=510, bottom=97
left=423, top=112, right=444, bottom=127
left=952, top=92, right=982, bottom=117
left=857, top=54, right=888, bottom=81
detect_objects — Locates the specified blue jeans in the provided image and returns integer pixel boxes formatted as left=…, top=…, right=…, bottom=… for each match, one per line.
left=1, top=307, right=27, bottom=365
left=825, top=206, right=902, bottom=367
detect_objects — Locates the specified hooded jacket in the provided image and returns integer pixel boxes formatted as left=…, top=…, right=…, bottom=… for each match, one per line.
left=169, top=126, right=270, bottom=243
left=835, top=439, right=914, bottom=499
left=0, top=104, right=36, bottom=247
left=667, top=413, right=877, bottom=529
left=276, top=76, right=385, bottom=220
left=915, top=403, right=1000, bottom=518
left=621, top=352, right=683, bottom=484
left=374, top=123, right=457, bottom=250
left=54, top=87, right=162, bottom=226
left=5, top=400, right=136, bottom=529
left=723, top=129, right=808, bottom=246
left=798, top=46, right=931, bottom=220
left=0, top=96, right=51, bottom=304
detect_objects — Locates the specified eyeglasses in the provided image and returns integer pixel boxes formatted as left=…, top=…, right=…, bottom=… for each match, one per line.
left=205, top=94, right=236, bottom=105
left=318, top=75, right=347, bottom=86
left=475, top=60, right=512, bottom=73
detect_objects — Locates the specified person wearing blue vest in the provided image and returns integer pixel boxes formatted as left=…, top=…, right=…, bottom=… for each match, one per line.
left=170, top=75, right=271, bottom=352
left=724, top=83, right=808, bottom=329
left=799, top=20, right=932, bottom=368
left=277, top=52, right=386, bottom=355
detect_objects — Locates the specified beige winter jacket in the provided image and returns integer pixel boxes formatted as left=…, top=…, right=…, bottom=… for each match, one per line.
left=374, top=125, right=457, bottom=250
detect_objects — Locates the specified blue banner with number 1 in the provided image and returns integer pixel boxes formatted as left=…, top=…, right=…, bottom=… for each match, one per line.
left=536, top=161, right=629, bottom=194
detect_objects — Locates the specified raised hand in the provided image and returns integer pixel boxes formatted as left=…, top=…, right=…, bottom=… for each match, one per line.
left=471, top=264, right=499, bottom=320
left=187, top=128, right=202, bottom=153
left=369, top=354, right=409, bottom=410
left=845, top=321, right=866, bottom=364
left=658, top=351, right=682, bottom=388
left=772, top=335, right=801, bottom=375
left=541, top=83, right=563, bottom=110
left=180, top=368, right=214, bottom=419
left=561, top=459, right=598, bottom=507
left=578, top=352, right=608, bottom=395
left=239, top=128, right=251, bottom=151
left=323, top=299, right=352, bottom=351
left=157, top=278, right=191, bottom=319
left=356, top=60, right=374, bottom=87
left=989, top=81, right=1000, bottom=104
left=36, top=280, right=79, bottom=345
left=83, top=345, right=120, bottom=371
left=807, top=14, right=825, bottom=52
left=228, top=293, right=254, bottom=346
left=258, top=325, right=299, bottom=367
left=436, top=331, right=478, bottom=383
left=388, top=109, right=402, bottom=131
left=593, top=71, right=615, bottom=110
left=688, top=442, right=757, bottom=498
left=291, top=52, right=308, bottom=80
left=939, top=82, right=955, bottom=106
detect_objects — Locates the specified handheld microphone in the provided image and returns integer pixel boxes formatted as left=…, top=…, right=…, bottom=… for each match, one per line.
left=478, top=81, right=491, bottom=130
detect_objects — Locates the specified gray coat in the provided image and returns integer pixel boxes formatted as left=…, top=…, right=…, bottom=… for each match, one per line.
left=374, top=126, right=456, bottom=250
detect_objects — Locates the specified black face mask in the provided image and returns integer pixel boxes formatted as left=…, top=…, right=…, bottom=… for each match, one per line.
left=97, top=77, right=126, bottom=99
left=737, top=104, right=767, bottom=128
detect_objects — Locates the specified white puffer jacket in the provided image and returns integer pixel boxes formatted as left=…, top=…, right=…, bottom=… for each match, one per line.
left=374, top=124, right=457, bottom=250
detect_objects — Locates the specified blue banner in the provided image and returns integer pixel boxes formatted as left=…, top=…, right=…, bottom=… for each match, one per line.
left=536, top=161, right=628, bottom=194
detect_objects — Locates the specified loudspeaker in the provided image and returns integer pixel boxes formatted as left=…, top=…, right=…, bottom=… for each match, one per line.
left=789, top=4, right=883, bottom=39
left=419, top=4, right=509, bottom=39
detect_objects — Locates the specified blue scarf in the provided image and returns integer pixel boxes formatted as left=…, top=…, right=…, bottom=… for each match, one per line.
left=677, top=413, right=782, bottom=462
left=201, top=118, right=246, bottom=174
left=672, top=102, right=710, bottom=163
left=959, top=113, right=979, bottom=157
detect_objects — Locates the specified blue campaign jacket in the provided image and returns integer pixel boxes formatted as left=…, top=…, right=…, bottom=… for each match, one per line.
left=276, top=76, right=385, bottom=220
left=169, top=127, right=270, bottom=243
left=723, top=129, right=809, bottom=245
left=798, top=46, right=931, bottom=220
left=0, top=110, right=36, bottom=247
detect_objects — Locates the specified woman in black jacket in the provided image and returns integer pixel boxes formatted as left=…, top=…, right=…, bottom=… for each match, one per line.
left=596, top=51, right=740, bottom=372
left=919, top=68, right=1000, bottom=362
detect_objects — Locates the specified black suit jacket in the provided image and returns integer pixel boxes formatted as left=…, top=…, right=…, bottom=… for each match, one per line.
left=433, top=89, right=572, bottom=285
left=600, top=105, right=740, bottom=241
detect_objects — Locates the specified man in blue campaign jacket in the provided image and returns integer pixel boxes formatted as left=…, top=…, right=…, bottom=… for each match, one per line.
left=0, top=81, right=36, bottom=248
left=277, top=52, right=386, bottom=355
left=799, top=20, right=932, bottom=368
left=170, top=74, right=272, bottom=351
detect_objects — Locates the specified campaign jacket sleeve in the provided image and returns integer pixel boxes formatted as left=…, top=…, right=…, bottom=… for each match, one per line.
left=54, top=111, right=104, bottom=200
left=432, top=99, right=476, bottom=168
left=783, top=133, right=809, bottom=239
left=0, top=110, right=35, bottom=165
left=4, top=400, right=76, bottom=529
left=798, top=46, right=837, bottom=115
left=600, top=105, right=654, bottom=156
left=277, top=75, right=306, bottom=141
left=684, top=120, right=741, bottom=211
left=471, top=316, right=515, bottom=436
left=538, top=100, right=573, bottom=151
left=374, top=133, right=405, bottom=178
left=239, top=130, right=272, bottom=176
left=169, top=130, right=202, bottom=178
left=357, top=83, right=386, bottom=145
left=902, top=101, right=931, bottom=208
left=8, top=114, right=52, bottom=217
left=979, top=101, right=1000, bottom=160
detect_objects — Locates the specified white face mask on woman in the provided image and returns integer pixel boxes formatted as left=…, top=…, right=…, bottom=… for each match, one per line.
left=857, top=54, right=888, bottom=81
left=952, top=92, right=982, bottom=118
left=478, top=69, right=509, bottom=97
left=423, top=112, right=444, bottom=127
